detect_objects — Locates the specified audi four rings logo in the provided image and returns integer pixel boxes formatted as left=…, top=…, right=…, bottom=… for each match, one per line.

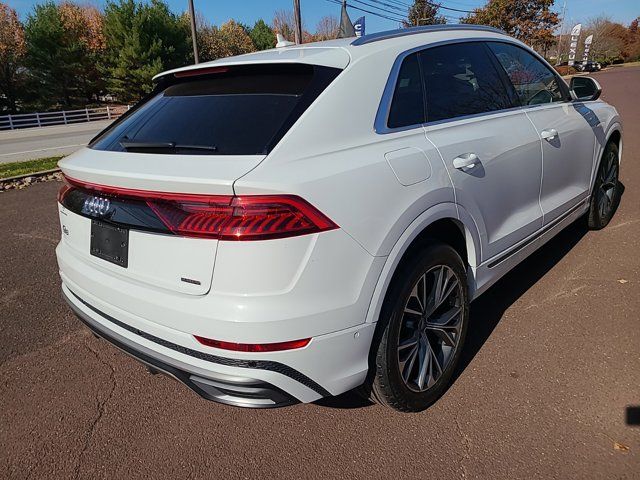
left=83, top=196, right=111, bottom=216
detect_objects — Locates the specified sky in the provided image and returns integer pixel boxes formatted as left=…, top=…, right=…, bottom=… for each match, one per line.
left=8, top=0, right=639, bottom=34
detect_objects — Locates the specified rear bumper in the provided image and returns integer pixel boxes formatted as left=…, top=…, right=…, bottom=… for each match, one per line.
left=65, top=287, right=300, bottom=408
left=61, top=281, right=377, bottom=405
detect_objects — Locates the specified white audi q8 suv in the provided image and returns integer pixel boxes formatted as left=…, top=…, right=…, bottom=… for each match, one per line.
left=56, top=25, right=623, bottom=411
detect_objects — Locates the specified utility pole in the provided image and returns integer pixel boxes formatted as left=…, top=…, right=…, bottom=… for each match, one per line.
left=188, top=0, right=199, bottom=64
left=293, top=0, right=302, bottom=44
left=555, top=0, right=567, bottom=65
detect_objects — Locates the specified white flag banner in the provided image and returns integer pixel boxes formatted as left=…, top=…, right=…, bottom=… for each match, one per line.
left=582, top=34, right=594, bottom=65
left=568, top=23, right=582, bottom=66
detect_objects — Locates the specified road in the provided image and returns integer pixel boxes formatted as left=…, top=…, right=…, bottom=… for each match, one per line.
left=0, top=120, right=112, bottom=164
left=1, top=67, right=638, bottom=479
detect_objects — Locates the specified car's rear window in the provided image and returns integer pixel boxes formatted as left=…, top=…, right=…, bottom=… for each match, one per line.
left=90, top=64, right=341, bottom=155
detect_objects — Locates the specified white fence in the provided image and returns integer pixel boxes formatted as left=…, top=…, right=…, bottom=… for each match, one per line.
left=0, top=105, right=130, bottom=130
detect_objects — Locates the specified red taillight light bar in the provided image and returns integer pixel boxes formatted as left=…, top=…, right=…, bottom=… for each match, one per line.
left=61, top=176, right=338, bottom=241
left=174, top=66, right=229, bottom=78
left=194, top=335, right=311, bottom=352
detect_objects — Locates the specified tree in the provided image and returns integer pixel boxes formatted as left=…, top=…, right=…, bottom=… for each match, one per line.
left=24, top=2, right=105, bottom=109
left=58, top=2, right=105, bottom=104
left=404, top=0, right=446, bottom=27
left=314, top=15, right=339, bottom=41
left=583, top=16, right=627, bottom=64
left=101, top=0, right=191, bottom=102
left=59, top=2, right=105, bottom=53
left=462, top=0, right=559, bottom=52
left=273, top=9, right=296, bottom=41
left=0, top=2, right=26, bottom=113
left=199, top=20, right=255, bottom=62
left=626, top=18, right=640, bottom=61
left=249, top=19, right=275, bottom=50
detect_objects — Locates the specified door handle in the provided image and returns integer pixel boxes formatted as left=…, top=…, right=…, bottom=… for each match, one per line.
left=540, top=129, right=558, bottom=141
left=453, top=153, right=478, bottom=170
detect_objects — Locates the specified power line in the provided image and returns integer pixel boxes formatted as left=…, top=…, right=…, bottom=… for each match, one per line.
left=365, top=0, right=408, bottom=14
left=384, top=0, right=412, bottom=7
left=388, top=0, right=474, bottom=14
left=325, top=0, right=474, bottom=25
left=351, top=0, right=408, bottom=17
left=325, top=0, right=405, bottom=23
left=426, top=1, right=473, bottom=14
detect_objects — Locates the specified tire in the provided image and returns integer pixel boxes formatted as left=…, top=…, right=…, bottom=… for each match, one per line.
left=364, top=242, right=469, bottom=412
left=588, top=141, right=621, bottom=230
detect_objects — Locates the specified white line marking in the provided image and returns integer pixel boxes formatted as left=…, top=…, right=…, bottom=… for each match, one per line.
left=0, top=144, right=86, bottom=157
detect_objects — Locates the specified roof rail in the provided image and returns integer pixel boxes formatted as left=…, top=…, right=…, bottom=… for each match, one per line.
left=351, top=24, right=506, bottom=46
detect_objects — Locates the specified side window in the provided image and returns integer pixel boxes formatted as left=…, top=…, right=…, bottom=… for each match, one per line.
left=387, top=53, right=425, bottom=129
left=418, top=42, right=515, bottom=123
left=487, top=42, right=565, bottom=106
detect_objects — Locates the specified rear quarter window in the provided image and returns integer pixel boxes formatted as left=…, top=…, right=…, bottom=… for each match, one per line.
left=90, top=64, right=341, bottom=155
left=387, top=53, right=425, bottom=129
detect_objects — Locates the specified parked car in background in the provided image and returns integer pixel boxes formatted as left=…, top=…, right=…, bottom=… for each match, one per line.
left=577, top=61, right=602, bottom=72
left=56, top=25, right=623, bottom=412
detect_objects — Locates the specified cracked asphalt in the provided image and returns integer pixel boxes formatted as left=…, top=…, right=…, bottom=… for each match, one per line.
left=1, top=67, right=639, bottom=479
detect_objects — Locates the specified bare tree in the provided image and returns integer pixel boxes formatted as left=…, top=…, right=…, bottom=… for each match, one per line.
left=315, top=15, right=339, bottom=41
left=584, top=15, right=626, bottom=62
left=273, top=9, right=296, bottom=41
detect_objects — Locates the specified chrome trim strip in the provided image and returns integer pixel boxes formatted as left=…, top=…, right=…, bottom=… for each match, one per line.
left=352, top=25, right=505, bottom=46
left=486, top=199, right=588, bottom=269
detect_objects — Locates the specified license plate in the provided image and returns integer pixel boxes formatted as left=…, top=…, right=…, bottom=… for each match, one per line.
left=90, top=220, right=129, bottom=268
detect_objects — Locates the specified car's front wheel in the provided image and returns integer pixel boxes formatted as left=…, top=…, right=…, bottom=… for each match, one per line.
left=365, top=243, right=469, bottom=412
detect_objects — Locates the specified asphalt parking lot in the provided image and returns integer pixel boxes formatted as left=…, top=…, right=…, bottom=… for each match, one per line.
left=1, top=67, right=639, bottom=479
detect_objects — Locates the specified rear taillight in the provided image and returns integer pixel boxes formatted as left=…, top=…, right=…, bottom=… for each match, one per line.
left=59, top=176, right=338, bottom=240
left=194, top=335, right=311, bottom=352
left=57, top=183, right=72, bottom=203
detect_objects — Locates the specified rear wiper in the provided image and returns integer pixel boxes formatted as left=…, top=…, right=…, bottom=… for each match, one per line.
left=120, top=140, right=218, bottom=152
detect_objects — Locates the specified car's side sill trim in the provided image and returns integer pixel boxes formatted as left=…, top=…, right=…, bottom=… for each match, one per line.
left=487, top=200, right=587, bottom=269
left=65, top=288, right=331, bottom=398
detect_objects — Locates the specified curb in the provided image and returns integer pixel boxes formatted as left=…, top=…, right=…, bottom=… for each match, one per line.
left=0, top=167, right=61, bottom=183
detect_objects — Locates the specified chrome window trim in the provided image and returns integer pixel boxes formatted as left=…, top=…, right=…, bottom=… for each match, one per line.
left=374, top=38, right=573, bottom=135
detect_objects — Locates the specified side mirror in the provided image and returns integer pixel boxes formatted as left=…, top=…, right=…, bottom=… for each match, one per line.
left=570, top=76, right=602, bottom=101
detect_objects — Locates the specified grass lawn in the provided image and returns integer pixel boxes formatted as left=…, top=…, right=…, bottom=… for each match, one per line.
left=0, top=156, right=62, bottom=180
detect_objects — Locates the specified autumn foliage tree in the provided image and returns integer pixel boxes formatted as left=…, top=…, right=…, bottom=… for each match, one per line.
left=273, top=9, right=296, bottom=41
left=198, top=20, right=255, bottom=62
left=0, top=2, right=26, bottom=113
left=314, top=15, right=339, bottom=41
left=404, top=0, right=446, bottom=27
left=463, top=0, right=559, bottom=53
left=24, top=1, right=106, bottom=109
left=59, top=2, right=105, bottom=103
left=583, top=17, right=628, bottom=63
left=627, top=18, right=640, bottom=61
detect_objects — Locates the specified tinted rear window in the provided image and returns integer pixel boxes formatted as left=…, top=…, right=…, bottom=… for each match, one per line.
left=90, top=64, right=341, bottom=155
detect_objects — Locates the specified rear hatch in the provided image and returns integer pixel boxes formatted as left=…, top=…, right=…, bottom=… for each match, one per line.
left=58, top=62, right=343, bottom=296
